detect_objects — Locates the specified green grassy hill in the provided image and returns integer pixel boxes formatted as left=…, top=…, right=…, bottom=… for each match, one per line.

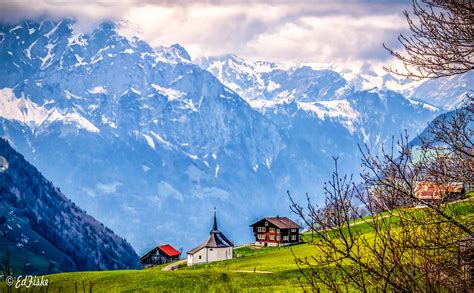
left=26, top=220, right=376, bottom=291
left=37, top=244, right=316, bottom=292
left=2, top=198, right=471, bottom=292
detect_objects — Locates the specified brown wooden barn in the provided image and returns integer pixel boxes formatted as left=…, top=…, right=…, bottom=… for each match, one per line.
left=250, top=216, right=301, bottom=247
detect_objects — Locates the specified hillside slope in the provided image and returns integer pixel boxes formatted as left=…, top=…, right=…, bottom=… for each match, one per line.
left=0, top=138, right=139, bottom=274
left=39, top=198, right=473, bottom=291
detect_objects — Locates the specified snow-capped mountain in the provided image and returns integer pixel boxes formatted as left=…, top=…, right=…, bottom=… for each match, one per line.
left=198, top=55, right=471, bottom=111
left=0, top=20, right=442, bottom=254
left=408, top=72, right=473, bottom=110
left=198, top=54, right=440, bottom=148
left=345, top=65, right=472, bottom=110
left=197, top=54, right=348, bottom=103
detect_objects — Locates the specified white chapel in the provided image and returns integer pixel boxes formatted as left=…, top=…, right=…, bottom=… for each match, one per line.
left=187, top=209, right=233, bottom=266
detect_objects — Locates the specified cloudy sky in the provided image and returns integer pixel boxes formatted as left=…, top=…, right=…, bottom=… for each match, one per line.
left=0, top=0, right=411, bottom=67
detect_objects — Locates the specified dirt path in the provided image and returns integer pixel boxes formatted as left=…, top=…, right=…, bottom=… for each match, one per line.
left=233, top=270, right=273, bottom=274
left=162, top=259, right=187, bottom=271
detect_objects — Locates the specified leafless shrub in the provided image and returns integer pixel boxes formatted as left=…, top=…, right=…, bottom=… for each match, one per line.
left=290, top=98, right=473, bottom=291
left=384, top=0, right=474, bottom=79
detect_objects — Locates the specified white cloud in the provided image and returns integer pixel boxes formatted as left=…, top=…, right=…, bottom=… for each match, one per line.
left=247, top=13, right=407, bottom=64
left=96, top=181, right=121, bottom=194
left=0, top=1, right=411, bottom=65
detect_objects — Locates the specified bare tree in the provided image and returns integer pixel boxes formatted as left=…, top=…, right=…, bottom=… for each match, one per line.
left=290, top=101, right=473, bottom=290
left=290, top=1, right=473, bottom=290
left=289, top=158, right=412, bottom=291
left=384, top=0, right=474, bottom=79
left=357, top=99, right=473, bottom=290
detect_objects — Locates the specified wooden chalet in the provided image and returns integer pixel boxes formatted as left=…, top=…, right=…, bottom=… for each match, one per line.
left=140, top=244, right=181, bottom=267
left=250, top=216, right=301, bottom=247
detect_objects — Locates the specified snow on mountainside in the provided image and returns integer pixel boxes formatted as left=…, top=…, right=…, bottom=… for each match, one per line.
left=308, top=62, right=472, bottom=111
left=408, top=72, right=473, bottom=110
left=199, top=55, right=470, bottom=111
left=0, top=19, right=445, bottom=255
left=0, top=88, right=99, bottom=133
left=0, top=20, right=283, bottom=253
left=198, top=54, right=439, bottom=137
left=197, top=54, right=281, bottom=101
left=197, top=54, right=348, bottom=103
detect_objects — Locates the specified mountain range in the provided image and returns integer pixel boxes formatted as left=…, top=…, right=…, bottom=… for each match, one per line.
left=0, top=19, right=470, bottom=255
left=197, top=53, right=472, bottom=110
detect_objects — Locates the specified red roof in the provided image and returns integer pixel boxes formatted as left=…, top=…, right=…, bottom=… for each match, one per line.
left=158, top=244, right=181, bottom=257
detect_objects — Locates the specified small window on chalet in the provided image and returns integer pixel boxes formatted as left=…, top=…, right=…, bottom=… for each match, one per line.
left=269, top=235, right=275, bottom=240
left=276, top=229, right=280, bottom=233
left=283, top=236, right=289, bottom=241
left=269, top=228, right=275, bottom=233
left=265, top=221, right=268, bottom=226
left=257, top=227, right=266, bottom=232
left=210, top=248, right=213, bottom=251
left=258, top=234, right=266, bottom=240
left=199, top=255, right=201, bottom=259
left=291, top=228, right=297, bottom=232
left=291, top=235, right=296, bottom=240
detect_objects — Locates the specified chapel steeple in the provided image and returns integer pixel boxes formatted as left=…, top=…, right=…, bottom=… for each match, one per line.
left=211, top=207, right=218, bottom=233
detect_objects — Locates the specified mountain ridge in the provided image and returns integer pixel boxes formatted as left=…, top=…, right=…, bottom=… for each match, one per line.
left=198, top=53, right=472, bottom=111
left=0, top=19, right=454, bottom=253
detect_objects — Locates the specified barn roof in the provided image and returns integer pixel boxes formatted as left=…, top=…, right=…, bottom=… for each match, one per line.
left=187, top=209, right=233, bottom=255
left=140, top=244, right=180, bottom=261
left=158, top=244, right=181, bottom=257
left=250, top=216, right=300, bottom=229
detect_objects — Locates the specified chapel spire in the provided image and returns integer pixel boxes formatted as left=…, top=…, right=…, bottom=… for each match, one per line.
left=211, top=207, right=218, bottom=233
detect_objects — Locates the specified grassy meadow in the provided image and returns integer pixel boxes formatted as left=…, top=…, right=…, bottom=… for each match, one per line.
left=34, top=217, right=378, bottom=291
left=1, top=198, right=471, bottom=292
left=40, top=242, right=324, bottom=292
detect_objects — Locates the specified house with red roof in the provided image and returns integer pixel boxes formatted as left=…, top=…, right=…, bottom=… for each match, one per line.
left=250, top=216, right=301, bottom=247
left=140, top=244, right=181, bottom=267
